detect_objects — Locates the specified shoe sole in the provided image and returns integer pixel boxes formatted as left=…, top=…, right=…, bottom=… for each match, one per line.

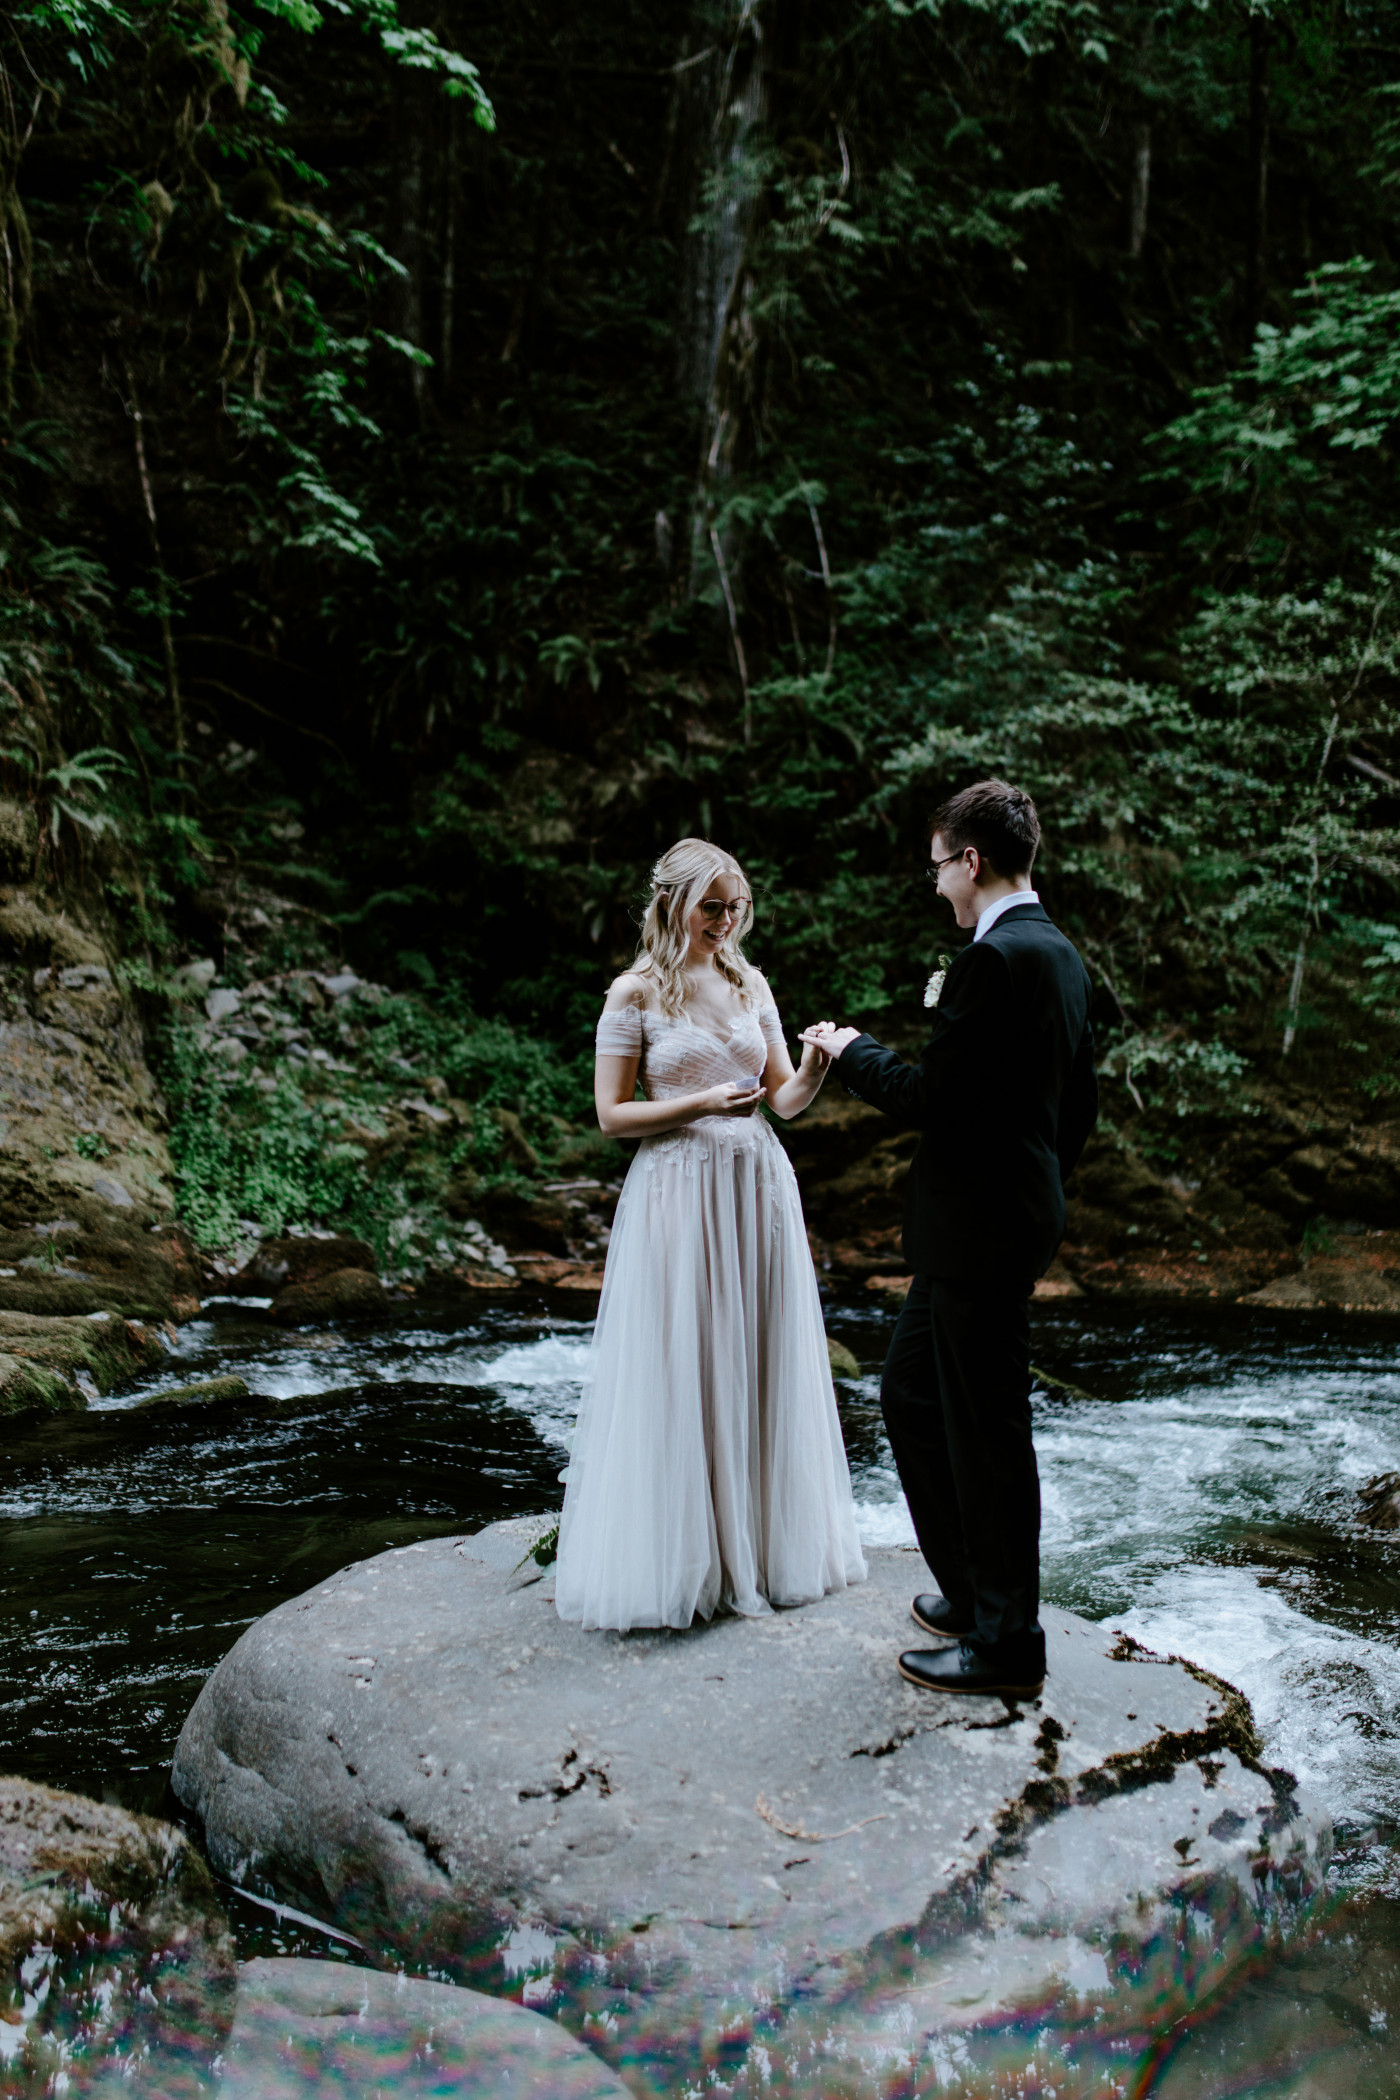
left=898, top=1657, right=1044, bottom=1700
left=909, top=1604, right=972, bottom=1642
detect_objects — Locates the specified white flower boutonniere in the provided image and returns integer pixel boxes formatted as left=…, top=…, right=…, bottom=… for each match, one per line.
left=923, top=954, right=954, bottom=1009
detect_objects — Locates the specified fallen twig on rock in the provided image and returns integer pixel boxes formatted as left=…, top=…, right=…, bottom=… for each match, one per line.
left=755, top=1793, right=889, bottom=1843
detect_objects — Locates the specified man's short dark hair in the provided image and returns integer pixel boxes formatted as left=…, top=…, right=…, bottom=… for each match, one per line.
left=929, top=779, right=1040, bottom=877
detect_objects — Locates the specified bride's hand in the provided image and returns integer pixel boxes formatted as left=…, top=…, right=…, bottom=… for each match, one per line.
left=798, top=1022, right=861, bottom=1062
left=698, top=1080, right=764, bottom=1118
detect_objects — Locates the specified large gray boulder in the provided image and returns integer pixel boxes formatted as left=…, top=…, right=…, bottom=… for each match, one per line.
left=173, top=1527, right=1330, bottom=2097
left=219, top=1957, right=630, bottom=2097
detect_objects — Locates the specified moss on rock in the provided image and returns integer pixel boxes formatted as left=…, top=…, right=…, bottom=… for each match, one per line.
left=0, top=1776, right=236, bottom=2094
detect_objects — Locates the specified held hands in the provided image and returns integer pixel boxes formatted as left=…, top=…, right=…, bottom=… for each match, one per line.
left=798, top=1021, right=861, bottom=1063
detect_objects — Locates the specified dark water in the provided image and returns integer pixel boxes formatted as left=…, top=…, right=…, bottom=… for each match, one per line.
left=3, top=1289, right=1400, bottom=2091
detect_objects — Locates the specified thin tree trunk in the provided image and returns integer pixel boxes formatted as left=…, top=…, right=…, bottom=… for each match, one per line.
left=1246, top=14, right=1270, bottom=339
left=1129, top=121, right=1151, bottom=258
left=1282, top=708, right=1338, bottom=1057
left=440, top=99, right=457, bottom=390
left=121, top=359, right=184, bottom=782
left=678, top=2, right=767, bottom=601
left=399, top=114, right=427, bottom=409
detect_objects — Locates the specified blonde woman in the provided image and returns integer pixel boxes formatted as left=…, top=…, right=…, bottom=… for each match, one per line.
left=555, top=839, right=867, bottom=1632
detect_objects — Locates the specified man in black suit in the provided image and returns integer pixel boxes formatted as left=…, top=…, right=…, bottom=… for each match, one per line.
left=802, top=780, right=1096, bottom=1699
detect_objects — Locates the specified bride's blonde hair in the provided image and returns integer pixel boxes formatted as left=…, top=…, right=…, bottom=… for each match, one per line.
left=635, top=838, right=760, bottom=1019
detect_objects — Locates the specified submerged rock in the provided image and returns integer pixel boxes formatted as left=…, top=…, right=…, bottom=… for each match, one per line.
left=173, top=1530, right=1330, bottom=2098
left=134, top=1375, right=251, bottom=1410
left=220, top=1957, right=630, bottom=2098
left=271, top=1267, right=390, bottom=1325
left=1357, top=1472, right=1400, bottom=1529
left=0, top=1776, right=235, bottom=2094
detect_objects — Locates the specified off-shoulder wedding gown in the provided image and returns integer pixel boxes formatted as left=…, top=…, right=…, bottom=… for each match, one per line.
left=554, top=998, right=868, bottom=1631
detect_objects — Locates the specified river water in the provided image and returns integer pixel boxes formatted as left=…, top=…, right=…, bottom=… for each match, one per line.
left=3, top=1288, right=1400, bottom=2094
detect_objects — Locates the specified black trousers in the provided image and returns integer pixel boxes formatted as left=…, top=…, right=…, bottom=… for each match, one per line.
left=881, top=1274, right=1044, bottom=1670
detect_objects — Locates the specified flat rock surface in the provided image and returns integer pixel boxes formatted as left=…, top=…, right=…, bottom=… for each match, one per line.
left=219, top=1957, right=630, bottom=2098
left=174, top=1526, right=1330, bottom=2095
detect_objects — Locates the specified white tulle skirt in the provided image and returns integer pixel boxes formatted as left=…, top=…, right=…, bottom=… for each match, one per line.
left=554, top=1116, right=868, bottom=1632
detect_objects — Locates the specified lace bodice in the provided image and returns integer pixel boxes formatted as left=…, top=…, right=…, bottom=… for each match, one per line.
left=595, top=1001, right=784, bottom=1102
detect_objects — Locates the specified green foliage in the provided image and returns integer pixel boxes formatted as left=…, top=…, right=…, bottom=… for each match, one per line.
left=159, top=984, right=594, bottom=1256
left=5, top=0, right=1400, bottom=1219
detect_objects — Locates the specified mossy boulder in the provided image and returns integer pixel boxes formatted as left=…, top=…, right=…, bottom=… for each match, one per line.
left=134, top=1376, right=251, bottom=1410
left=0, top=1308, right=167, bottom=1410
left=0, top=1212, right=200, bottom=1324
left=271, top=1268, right=390, bottom=1325
left=0, top=1776, right=236, bottom=2095
left=227, top=1234, right=377, bottom=1296
left=0, top=1352, right=81, bottom=1417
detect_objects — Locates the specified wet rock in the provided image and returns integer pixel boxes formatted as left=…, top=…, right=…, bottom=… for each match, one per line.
left=473, top=1187, right=572, bottom=1254
left=205, top=986, right=242, bottom=1023
left=0, top=1776, right=235, bottom=2094
left=226, top=1233, right=378, bottom=1295
left=0, top=1351, right=81, bottom=1416
left=801, top=1130, right=918, bottom=1237
left=0, top=1307, right=166, bottom=1406
left=1033, top=1258, right=1085, bottom=1299
left=220, top=1957, right=630, bottom=2099
left=173, top=1532, right=1328, bottom=2095
left=1245, top=1163, right=1316, bottom=1225
left=0, top=1211, right=201, bottom=1322
left=491, top=1106, right=541, bottom=1173
left=271, top=1267, right=390, bottom=1324
left=1357, top=1473, right=1400, bottom=1530
left=0, top=798, right=38, bottom=879
left=1240, top=1234, right=1400, bottom=1312
left=135, top=1375, right=251, bottom=1409
left=0, top=887, right=176, bottom=1232
left=826, top=1334, right=862, bottom=1378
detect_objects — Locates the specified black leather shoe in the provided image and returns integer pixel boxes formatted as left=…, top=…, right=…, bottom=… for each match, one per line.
left=898, top=1642, right=1044, bottom=1701
left=911, top=1594, right=974, bottom=1641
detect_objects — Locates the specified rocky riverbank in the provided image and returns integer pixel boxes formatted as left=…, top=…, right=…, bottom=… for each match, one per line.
left=172, top=1522, right=1331, bottom=2099
left=2, top=815, right=1396, bottom=1395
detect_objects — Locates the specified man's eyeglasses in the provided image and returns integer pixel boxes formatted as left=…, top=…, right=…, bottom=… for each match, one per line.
left=926, top=853, right=965, bottom=883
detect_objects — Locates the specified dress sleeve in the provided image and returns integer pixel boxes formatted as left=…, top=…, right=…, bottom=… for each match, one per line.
left=595, top=1005, right=644, bottom=1057
left=757, top=1005, right=785, bottom=1057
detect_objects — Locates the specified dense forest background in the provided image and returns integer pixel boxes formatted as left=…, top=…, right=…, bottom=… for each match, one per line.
left=3, top=0, right=1399, bottom=1250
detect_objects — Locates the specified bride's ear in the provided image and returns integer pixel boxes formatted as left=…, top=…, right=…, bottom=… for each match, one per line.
left=656, top=891, right=671, bottom=916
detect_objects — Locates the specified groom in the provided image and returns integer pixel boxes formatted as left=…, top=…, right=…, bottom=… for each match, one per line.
left=804, top=780, right=1096, bottom=1699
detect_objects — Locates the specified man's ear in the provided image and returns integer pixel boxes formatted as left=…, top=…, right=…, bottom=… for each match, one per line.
left=965, top=847, right=982, bottom=884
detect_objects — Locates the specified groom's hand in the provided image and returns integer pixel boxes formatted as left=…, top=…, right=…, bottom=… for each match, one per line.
left=799, top=1023, right=861, bottom=1061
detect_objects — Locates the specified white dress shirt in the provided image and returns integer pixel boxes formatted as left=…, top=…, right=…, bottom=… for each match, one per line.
left=973, top=887, right=1039, bottom=942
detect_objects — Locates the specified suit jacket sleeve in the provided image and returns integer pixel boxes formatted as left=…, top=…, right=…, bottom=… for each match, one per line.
left=1057, top=1018, right=1098, bottom=1181
left=835, top=944, right=1009, bottom=1130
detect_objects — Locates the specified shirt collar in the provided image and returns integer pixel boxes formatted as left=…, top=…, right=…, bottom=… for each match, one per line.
left=973, top=888, right=1039, bottom=942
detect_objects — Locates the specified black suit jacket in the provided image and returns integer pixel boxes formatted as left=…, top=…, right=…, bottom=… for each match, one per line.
left=837, top=902, right=1097, bottom=1284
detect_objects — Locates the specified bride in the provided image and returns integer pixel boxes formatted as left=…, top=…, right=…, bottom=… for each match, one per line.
left=554, top=838, right=868, bottom=1632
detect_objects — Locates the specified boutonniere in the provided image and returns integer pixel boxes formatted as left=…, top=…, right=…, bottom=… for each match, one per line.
left=923, top=954, right=954, bottom=1009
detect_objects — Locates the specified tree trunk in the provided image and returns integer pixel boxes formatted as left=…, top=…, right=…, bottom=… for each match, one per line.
left=675, top=0, right=768, bottom=725
left=1129, top=121, right=1151, bottom=258
left=1246, top=13, right=1270, bottom=340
